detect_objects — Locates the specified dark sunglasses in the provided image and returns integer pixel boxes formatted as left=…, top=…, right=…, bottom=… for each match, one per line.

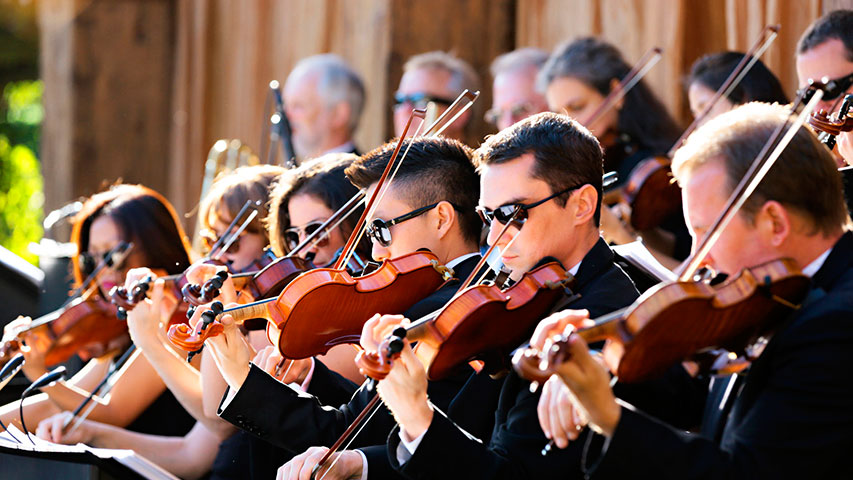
left=800, top=71, right=853, bottom=102
left=284, top=221, right=330, bottom=251
left=393, top=92, right=456, bottom=110
left=366, top=202, right=441, bottom=247
left=476, top=183, right=584, bottom=226
left=78, top=246, right=129, bottom=276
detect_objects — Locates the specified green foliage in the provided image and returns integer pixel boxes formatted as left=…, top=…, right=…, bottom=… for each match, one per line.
left=0, top=80, right=44, bottom=265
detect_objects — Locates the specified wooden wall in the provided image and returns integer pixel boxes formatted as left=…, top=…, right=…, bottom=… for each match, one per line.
left=39, top=0, right=853, bottom=235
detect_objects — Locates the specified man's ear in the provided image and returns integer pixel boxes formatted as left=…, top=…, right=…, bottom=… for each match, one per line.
left=758, top=200, right=791, bottom=247
left=434, top=201, right=457, bottom=239
left=572, top=184, right=598, bottom=226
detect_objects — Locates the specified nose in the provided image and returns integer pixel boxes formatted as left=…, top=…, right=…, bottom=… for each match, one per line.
left=371, top=241, right=389, bottom=262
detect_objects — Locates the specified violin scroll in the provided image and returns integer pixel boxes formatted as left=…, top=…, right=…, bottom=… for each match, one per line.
left=168, top=301, right=225, bottom=360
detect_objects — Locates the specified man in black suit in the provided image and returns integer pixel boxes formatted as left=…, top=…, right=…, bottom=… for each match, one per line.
left=202, top=136, right=485, bottom=478
left=535, top=102, right=853, bottom=478
left=323, top=112, right=640, bottom=480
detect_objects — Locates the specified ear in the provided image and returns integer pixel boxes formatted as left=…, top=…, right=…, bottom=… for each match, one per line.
left=571, top=184, right=599, bottom=227
left=608, top=78, right=624, bottom=111
left=433, top=201, right=457, bottom=240
left=757, top=200, right=791, bottom=247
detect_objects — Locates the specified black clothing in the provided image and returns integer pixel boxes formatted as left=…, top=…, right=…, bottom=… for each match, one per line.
left=125, top=386, right=195, bottom=438
left=587, top=231, right=853, bottom=479
left=218, top=256, right=484, bottom=476
left=387, top=238, right=641, bottom=480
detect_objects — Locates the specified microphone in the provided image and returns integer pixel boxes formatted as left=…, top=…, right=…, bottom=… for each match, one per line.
left=0, top=354, right=25, bottom=443
left=20, top=366, right=67, bottom=444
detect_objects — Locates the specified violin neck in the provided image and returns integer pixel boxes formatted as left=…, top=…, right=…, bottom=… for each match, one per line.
left=577, top=307, right=629, bottom=344
left=224, top=299, right=273, bottom=324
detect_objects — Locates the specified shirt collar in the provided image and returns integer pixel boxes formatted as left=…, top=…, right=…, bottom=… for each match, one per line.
left=322, top=141, right=356, bottom=155
left=801, top=248, right=832, bottom=278
left=446, top=252, right=480, bottom=270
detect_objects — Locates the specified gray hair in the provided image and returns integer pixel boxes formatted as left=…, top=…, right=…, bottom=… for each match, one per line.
left=490, top=47, right=548, bottom=78
left=288, top=54, right=366, bottom=133
left=404, top=51, right=480, bottom=95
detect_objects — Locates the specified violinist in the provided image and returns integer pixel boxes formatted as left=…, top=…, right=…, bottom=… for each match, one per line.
left=348, top=112, right=640, bottom=480
left=538, top=37, right=690, bottom=267
left=206, top=137, right=483, bottom=479
left=35, top=165, right=297, bottom=479
left=533, top=102, right=853, bottom=478
left=0, top=184, right=195, bottom=436
left=284, top=54, right=365, bottom=159
left=393, top=51, right=480, bottom=141
left=686, top=51, right=788, bottom=121
left=486, top=48, right=550, bottom=131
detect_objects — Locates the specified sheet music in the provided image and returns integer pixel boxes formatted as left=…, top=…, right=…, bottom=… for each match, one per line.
left=0, top=423, right=178, bottom=479
left=612, top=239, right=677, bottom=283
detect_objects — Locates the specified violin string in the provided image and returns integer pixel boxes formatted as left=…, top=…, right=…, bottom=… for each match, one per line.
left=317, top=396, right=385, bottom=480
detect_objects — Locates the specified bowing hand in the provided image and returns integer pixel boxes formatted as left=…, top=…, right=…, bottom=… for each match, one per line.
left=276, top=446, right=363, bottom=480
left=537, top=375, right=589, bottom=449
left=546, top=334, right=620, bottom=438
left=35, top=411, right=91, bottom=445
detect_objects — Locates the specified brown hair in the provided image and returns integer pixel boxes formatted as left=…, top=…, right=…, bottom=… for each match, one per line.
left=266, top=153, right=361, bottom=256
left=70, top=184, right=192, bottom=286
left=474, top=111, right=604, bottom=224
left=672, top=102, right=847, bottom=236
left=198, top=165, right=286, bottom=247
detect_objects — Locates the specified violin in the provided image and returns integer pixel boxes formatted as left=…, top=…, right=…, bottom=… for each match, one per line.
left=168, top=250, right=452, bottom=359
left=357, top=258, right=575, bottom=381
left=0, top=289, right=127, bottom=370
left=512, top=258, right=809, bottom=384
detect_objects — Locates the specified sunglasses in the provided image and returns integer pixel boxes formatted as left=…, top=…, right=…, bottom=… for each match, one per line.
left=284, top=221, right=330, bottom=251
left=366, top=202, right=442, bottom=247
left=800, top=71, right=853, bottom=102
left=476, top=183, right=584, bottom=226
left=200, top=227, right=256, bottom=255
left=78, top=247, right=129, bottom=276
left=484, top=103, right=537, bottom=125
left=393, top=92, right=456, bottom=110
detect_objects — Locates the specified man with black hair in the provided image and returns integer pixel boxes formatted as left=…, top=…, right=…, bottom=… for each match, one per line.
left=357, top=112, right=645, bottom=479
left=203, top=136, right=484, bottom=479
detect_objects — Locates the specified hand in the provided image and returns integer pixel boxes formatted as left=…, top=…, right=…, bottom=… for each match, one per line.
left=549, top=334, right=621, bottom=438
left=838, top=131, right=853, bottom=167
left=537, top=375, right=588, bottom=449
left=185, top=263, right=238, bottom=304
left=35, top=411, right=92, bottom=445
left=253, top=346, right=313, bottom=385
left=200, top=307, right=254, bottom=391
left=276, top=446, right=363, bottom=480
left=529, top=309, right=591, bottom=351
left=20, top=327, right=51, bottom=381
left=126, top=279, right=167, bottom=350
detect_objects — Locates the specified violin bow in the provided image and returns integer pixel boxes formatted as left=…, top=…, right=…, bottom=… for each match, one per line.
left=582, top=47, right=663, bottom=128
left=68, top=242, right=134, bottom=305
left=668, top=25, right=780, bottom=157
left=61, top=344, right=141, bottom=435
left=676, top=86, right=824, bottom=281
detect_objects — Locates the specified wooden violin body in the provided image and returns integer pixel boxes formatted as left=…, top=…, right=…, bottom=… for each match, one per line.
left=359, top=260, right=575, bottom=381
left=619, top=156, right=682, bottom=231
left=513, top=258, right=810, bottom=384
left=0, top=292, right=127, bottom=369
left=168, top=250, right=450, bottom=359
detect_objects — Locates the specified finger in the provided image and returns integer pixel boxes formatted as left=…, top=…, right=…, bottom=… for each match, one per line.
left=276, top=462, right=287, bottom=480
left=220, top=275, right=238, bottom=305
left=398, top=340, right=425, bottom=377
left=531, top=309, right=590, bottom=349
left=298, top=451, right=318, bottom=480
left=555, top=334, right=595, bottom=390
left=375, top=315, right=407, bottom=342
left=185, top=263, right=224, bottom=286
left=555, top=385, right=578, bottom=442
left=360, top=314, right=382, bottom=352
left=537, top=376, right=555, bottom=439
left=123, top=267, right=152, bottom=292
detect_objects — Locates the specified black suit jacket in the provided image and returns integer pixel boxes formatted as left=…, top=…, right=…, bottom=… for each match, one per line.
left=388, top=238, right=642, bottom=479
left=218, top=255, right=483, bottom=475
left=587, top=231, right=853, bottom=479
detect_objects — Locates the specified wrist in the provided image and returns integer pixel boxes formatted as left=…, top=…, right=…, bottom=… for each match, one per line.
left=399, top=398, right=433, bottom=441
left=598, top=402, right=621, bottom=437
left=225, top=363, right=251, bottom=391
